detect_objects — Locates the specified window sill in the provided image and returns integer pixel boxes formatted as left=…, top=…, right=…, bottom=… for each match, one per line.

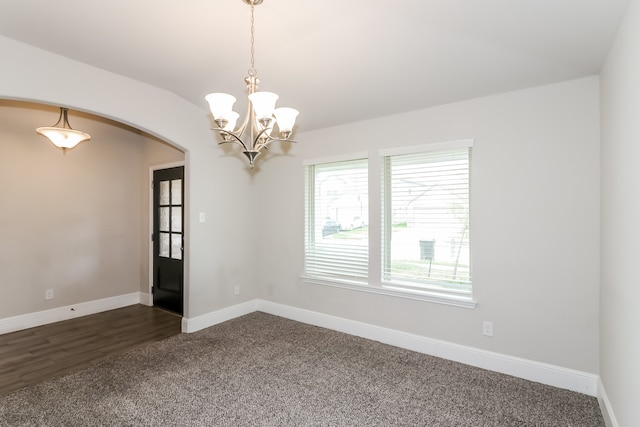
left=301, top=276, right=477, bottom=309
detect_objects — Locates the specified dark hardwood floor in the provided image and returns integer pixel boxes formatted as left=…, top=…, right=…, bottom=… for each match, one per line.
left=0, top=304, right=182, bottom=396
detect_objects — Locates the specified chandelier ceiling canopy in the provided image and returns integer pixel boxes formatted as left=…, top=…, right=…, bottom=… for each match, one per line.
left=205, top=0, right=298, bottom=169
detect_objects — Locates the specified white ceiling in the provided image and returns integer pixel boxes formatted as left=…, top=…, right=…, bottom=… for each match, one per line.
left=0, top=0, right=631, bottom=132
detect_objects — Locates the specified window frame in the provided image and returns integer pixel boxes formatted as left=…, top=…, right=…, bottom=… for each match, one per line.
left=301, top=141, right=476, bottom=309
left=303, top=153, right=370, bottom=285
left=380, top=139, right=473, bottom=300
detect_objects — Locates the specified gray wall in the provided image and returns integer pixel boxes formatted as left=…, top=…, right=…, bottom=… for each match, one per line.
left=254, top=76, right=601, bottom=374
left=0, top=100, right=183, bottom=317
left=0, top=35, right=260, bottom=321
left=600, top=0, right=640, bottom=425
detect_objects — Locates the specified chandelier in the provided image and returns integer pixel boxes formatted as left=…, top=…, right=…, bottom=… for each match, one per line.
left=36, top=107, right=91, bottom=153
left=205, top=0, right=299, bottom=169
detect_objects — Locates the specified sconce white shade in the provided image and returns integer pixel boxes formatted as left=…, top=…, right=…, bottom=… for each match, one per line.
left=248, top=92, right=278, bottom=121
left=274, top=107, right=299, bottom=133
left=205, top=93, right=236, bottom=119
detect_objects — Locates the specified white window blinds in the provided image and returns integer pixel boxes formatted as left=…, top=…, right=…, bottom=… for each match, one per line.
left=305, top=158, right=369, bottom=282
left=382, top=147, right=471, bottom=294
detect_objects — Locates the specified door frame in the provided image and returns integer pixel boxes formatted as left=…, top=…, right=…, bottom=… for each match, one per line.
left=147, top=161, right=186, bottom=309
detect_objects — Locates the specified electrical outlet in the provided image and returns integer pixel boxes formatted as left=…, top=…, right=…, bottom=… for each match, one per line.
left=483, top=321, right=493, bottom=337
left=234, top=285, right=240, bottom=296
left=45, top=289, right=54, bottom=300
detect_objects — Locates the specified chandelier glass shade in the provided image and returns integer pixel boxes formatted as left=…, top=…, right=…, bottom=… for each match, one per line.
left=205, top=0, right=298, bottom=168
left=36, top=107, right=91, bottom=153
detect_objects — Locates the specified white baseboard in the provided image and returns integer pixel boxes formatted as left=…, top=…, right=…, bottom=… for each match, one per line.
left=0, top=292, right=143, bottom=335
left=254, top=300, right=599, bottom=397
left=4, top=295, right=601, bottom=401
left=139, top=292, right=152, bottom=307
left=598, top=378, right=619, bottom=427
left=181, top=300, right=258, bottom=333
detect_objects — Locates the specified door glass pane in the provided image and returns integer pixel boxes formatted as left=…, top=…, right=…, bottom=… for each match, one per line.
left=171, top=179, right=182, bottom=205
left=171, top=207, right=182, bottom=232
left=159, top=207, right=170, bottom=232
left=160, top=181, right=170, bottom=205
left=160, top=233, right=170, bottom=258
left=171, top=234, right=182, bottom=260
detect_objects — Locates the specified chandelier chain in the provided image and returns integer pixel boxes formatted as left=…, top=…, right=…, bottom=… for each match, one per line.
left=248, top=5, right=256, bottom=77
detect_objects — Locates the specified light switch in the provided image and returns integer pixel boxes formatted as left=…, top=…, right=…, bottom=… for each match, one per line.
left=199, top=212, right=206, bottom=223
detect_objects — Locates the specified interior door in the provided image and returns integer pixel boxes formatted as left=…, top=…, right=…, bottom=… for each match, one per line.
left=153, top=166, right=184, bottom=315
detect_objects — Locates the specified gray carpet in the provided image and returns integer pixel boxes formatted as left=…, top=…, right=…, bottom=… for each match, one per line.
left=0, top=312, right=604, bottom=426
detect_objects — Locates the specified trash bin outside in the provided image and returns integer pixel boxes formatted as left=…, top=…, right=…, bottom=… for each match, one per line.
left=419, top=240, right=435, bottom=261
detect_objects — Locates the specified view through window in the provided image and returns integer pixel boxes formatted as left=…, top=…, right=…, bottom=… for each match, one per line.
left=304, top=158, right=369, bottom=282
left=382, top=148, right=471, bottom=295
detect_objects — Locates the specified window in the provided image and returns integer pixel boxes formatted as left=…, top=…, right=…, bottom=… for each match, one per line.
left=382, top=145, right=471, bottom=296
left=304, top=158, right=369, bottom=283
left=303, top=141, right=474, bottom=307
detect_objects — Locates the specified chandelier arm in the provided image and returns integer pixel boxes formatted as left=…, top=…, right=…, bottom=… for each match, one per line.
left=265, top=137, right=298, bottom=144
left=230, top=75, right=258, bottom=145
left=253, top=139, right=271, bottom=152
left=234, top=100, right=252, bottom=142
left=250, top=120, right=261, bottom=149
left=216, top=130, right=249, bottom=151
left=251, top=127, right=272, bottom=151
left=256, top=137, right=296, bottom=153
left=253, top=137, right=298, bottom=153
